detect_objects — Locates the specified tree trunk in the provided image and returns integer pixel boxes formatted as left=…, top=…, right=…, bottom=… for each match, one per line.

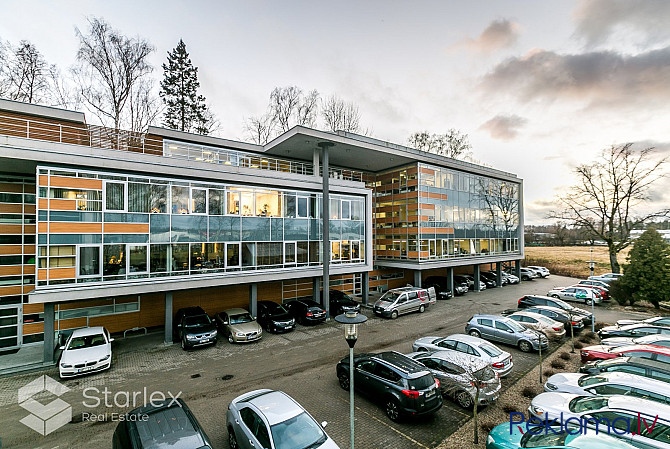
left=608, top=245, right=620, bottom=273
left=473, top=387, right=479, bottom=444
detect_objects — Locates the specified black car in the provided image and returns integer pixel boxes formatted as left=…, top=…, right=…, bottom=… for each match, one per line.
left=173, top=306, right=218, bottom=350
left=579, top=356, right=670, bottom=382
left=256, top=300, right=296, bottom=333
left=323, top=290, right=361, bottom=315
left=597, top=323, right=670, bottom=339
left=479, top=272, right=499, bottom=288
left=517, top=295, right=593, bottom=324
left=336, top=351, right=442, bottom=421
left=285, top=298, right=327, bottom=325
left=423, top=276, right=457, bottom=299
left=454, top=274, right=473, bottom=290
left=112, top=398, right=212, bottom=449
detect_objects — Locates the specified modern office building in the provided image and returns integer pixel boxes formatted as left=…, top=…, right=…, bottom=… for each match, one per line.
left=0, top=98, right=523, bottom=368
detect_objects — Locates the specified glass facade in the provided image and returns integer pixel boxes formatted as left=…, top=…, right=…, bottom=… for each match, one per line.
left=370, top=163, right=521, bottom=261
left=36, top=168, right=367, bottom=287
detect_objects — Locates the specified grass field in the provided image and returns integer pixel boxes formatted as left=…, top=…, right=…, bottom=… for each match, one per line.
left=524, top=245, right=630, bottom=278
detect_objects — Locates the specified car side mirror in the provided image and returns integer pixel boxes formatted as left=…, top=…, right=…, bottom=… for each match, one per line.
left=59, top=345, right=65, bottom=350
left=109, top=338, right=114, bottom=342
left=508, top=329, right=514, bottom=333
left=223, top=320, right=229, bottom=325
left=321, top=421, right=328, bottom=428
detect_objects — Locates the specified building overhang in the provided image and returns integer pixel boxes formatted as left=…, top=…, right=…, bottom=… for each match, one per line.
left=374, top=253, right=524, bottom=271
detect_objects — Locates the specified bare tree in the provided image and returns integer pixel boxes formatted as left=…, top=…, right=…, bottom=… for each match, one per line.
left=478, top=178, right=519, bottom=235
left=269, top=86, right=302, bottom=132
left=297, top=89, right=319, bottom=128
left=408, top=129, right=472, bottom=159
left=321, top=95, right=362, bottom=133
left=550, top=144, right=668, bottom=273
left=0, top=40, right=9, bottom=97
left=244, top=113, right=275, bottom=145
left=73, top=17, right=157, bottom=132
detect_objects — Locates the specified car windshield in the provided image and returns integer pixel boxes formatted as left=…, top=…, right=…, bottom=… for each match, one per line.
left=267, top=303, right=289, bottom=314
left=577, top=375, right=606, bottom=387
left=569, top=396, right=609, bottom=413
left=479, top=343, right=503, bottom=357
left=67, top=334, right=106, bottom=350
left=184, top=315, right=211, bottom=327
left=407, top=374, right=434, bottom=390
left=270, top=412, right=326, bottom=449
left=506, top=320, right=526, bottom=332
left=474, top=365, right=496, bottom=381
left=521, top=429, right=569, bottom=448
left=379, top=292, right=400, bottom=303
left=229, top=313, right=253, bottom=324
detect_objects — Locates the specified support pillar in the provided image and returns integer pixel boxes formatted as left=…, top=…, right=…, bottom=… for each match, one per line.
left=413, top=270, right=422, bottom=288
left=43, top=303, right=55, bottom=364
left=320, top=141, right=334, bottom=318
left=362, top=272, right=369, bottom=305
left=473, top=265, right=481, bottom=292
left=446, top=267, right=454, bottom=297
left=313, top=276, right=321, bottom=304
left=249, top=283, right=258, bottom=317
left=514, top=260, right=521, bottom=278
left=496, top=262, right=503, bottom=287
left=313, top=148, right=320, bottom=177
left=164, top=292, right=173, bottom=344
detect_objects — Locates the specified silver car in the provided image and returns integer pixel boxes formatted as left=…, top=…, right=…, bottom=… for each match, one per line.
left=406, top=350, right=501, bottom=408
left=215, top=308, right=263, bottom=343
left=616, top=316, right=670, bottom=327
left=226, top=389, right=339, bottom=449
left=465, top=314, right=548, bottom=353
left=373, top=287, right=431, bottom=319
left=600, top=334, right=670, bottom=348
left=547, top=286, right=601, bottom=305
left=412, top=333, right=513, bottom=377
left=544, top=371, right=670, bottom=404
left=527, top=266, right=550, bottom=278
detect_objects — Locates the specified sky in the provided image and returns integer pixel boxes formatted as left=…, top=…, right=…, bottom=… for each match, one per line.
left=2, top=0, right=670, bottom=225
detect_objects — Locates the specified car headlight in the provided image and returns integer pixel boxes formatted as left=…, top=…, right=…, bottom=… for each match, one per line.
left=60, top=363, right=72, bottom=368
left=531, top=405, right=544, bottom=416
left=236, top=332, right=245, bottom=337
left=546, top=383, right=557, bottom=390
left=99, top=355, right=110, bottom=362
left=290, top=318, right=295, bottom=324
left=186, top=335, right=197, bottom=340
left=487, top=435, right=494, bottom=445
left=210, top=330, right=218, bottom=337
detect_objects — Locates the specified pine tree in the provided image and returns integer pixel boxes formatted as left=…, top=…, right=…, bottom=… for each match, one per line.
left=160, top=39, right=213, bottom=134
left=621, top=228, right=670, bottom=308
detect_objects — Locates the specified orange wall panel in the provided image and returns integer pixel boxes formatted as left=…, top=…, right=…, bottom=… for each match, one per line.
left=0, top=183, right=25, bottom=193
left=57, top=317, right=87, bottom=330
left=0, top=245, right=23, bottom=255
left=0, top=203, right=23, bottom=213
left=0, top=224, right=22, bottom=234
left=48, top=267, right=76, bottom=280
left=0, top=286, right=21, bottom=296
left=37, top=269, right=48, bottom=280
left=50, top=222, right=102, bottom=233
left=48, top=199, right=76, bottom=211
left=23, top=303, right=44, bottom=314
left=23, top=322, right=44, bottom=335
left=0, top=265, right=21, bottom=276
left=38, top=175, right=48, bottom=186
left=38, top=222, right=47, bottom=233
left=103, top=223, right=149, bottom=233
left=38, top=199, right=48, bottom=209
left=89, top=312, right=141, bottom=334
left=49, top=176, right=102, bottom=190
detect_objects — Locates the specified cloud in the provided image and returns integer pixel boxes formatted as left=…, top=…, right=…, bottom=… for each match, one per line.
left=479, top=114, right=527, bottom=140
left=480, top=46, right=670, bottom=108
left=573, top=0, right=670, bottom=47
left=462, top=19, right=520, bottom=53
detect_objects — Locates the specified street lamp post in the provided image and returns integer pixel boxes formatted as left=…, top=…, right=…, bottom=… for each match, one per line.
left=588, top=246, right=596, bottom=333
left=335, top=311, right=367, bottom=449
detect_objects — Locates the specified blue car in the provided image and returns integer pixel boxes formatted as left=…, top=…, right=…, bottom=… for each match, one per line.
left=486, top=422, right=637, bottom=449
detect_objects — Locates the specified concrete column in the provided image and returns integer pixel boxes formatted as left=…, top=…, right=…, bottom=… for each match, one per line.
left=362, top=272, right=369, bottom=305
left=473, top=265, right=481, bottom=292
left=413, top=270, right=422, bottom=287
left=446, top=267, right=454, bottom=297
left=312, top=276, right=321, bottom=304
left=43, top=303, right=55, bottom=364
left=496, top=262, right=503, bottom=287
left=249, top=283, right=258, bottom=317
left=164, top=292, right=173, bottom=344
left=313, top=148, right=320, bottom=177
left=320, top=141, right=334, bottom=318
left=514, top=260, right=521, bottom=278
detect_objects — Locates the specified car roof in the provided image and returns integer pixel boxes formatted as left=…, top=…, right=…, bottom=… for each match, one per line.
left=607, top=395, right=670, bottom=416
left=591, top=371, right=670, bottom=387
left=530, top=305, right=567, bottom=313
left=418, top=350, right=488, bottom=369
left=223, top=308, right=249, bottom=315
left=510, top=311, right=552, bottom=320
left=70, top=326, right=106, bottom=337
left=243, top=390, right=304, bottom=426
left=615, top=344, right=670, bottom=355
left=472, top=314, right=509, bottom=321
left=372, top=351, right=431, bottom=376
left=389, top=286, right=424, bottom=293
left=128, top=399, right=206, bottom=449
left=620, top=323, right=667, bottom=330
left=447, top=333, right=490, bottom=346
left=614, top=356, right=670, bottom=370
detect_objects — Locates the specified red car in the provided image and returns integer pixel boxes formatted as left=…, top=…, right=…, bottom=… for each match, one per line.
left=580, top=343, right=670, bottom=363
left=570, top=284, right=609, bottom=300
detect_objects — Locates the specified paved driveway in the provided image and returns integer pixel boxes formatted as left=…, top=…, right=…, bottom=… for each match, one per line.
left=0, top=275, right=650, bottom=449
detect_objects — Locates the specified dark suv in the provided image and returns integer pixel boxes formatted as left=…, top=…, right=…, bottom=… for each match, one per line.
left=424, top=276, right=461, bottom=298
left=285, top=298, right=327, bottom=325
left=323, top=290, right=361, bottom=315
left=112, top=398, right=212, bottom=449
left=336, top=351, right=442, bottom=421
left=257, top=300, right=296, bottom=333
left=173, top=306, right=218, bottom=350
left=517, top=295, right=593, bottom=324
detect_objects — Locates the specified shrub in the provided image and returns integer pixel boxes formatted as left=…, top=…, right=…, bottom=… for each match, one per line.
left=502, top=403, right=520, bottom=414
left=550, top=359, right=565, bottom=369
left=584, top=331, right=598, bottom=340
left=574, top=341, right=584, bottom=349
left=480, top=420, right=496, bottom=433
left=559, top=352, right=572, bottom=361
left=543, top=370, right=555, bottom=378
left=594, top=322, right=608, bottom=331
left=521, top=386, right=539, bottom=398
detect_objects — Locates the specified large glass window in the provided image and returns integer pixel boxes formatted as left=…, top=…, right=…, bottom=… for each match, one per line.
left=128, top=183, right=149, bottom=213
left=191, top=188, right=207, bottom=214
left=341, top=200, right=351, bottom=220
left=171, top=244, right=189, bottom=272
left=227, top=189, right=240, bottom=215
left=128, top=245, right=147, bottom=273
left=351, top=240, right=360, bottom=260
left=242, top=242, right=255, bottom=267
left=79, top=246, right=100, bottom=276
left=150, top=244, right=168, bottom=273
left=103, top=244, right=125, bottom=276
left=285, top=194, right=296, bottom=218
left=351, top=199, right=363, bottom=220
left=209, top=189, right=225, bottom=215
left=203, top=243, right=225, bottom=269
left=329, top=198, right=340, bottom=219
left=150, top=184, right=168, bottom=213
left=171, top=186, right=189, bottom=214
left=257, top=242, right=282, bottom=266
left=105, top=182, right=125, bottom=211
left=226, top=243, right=240, bottom=267
left=297, top=196, right=308, bottom=218
left=240, top=190, right=254, bottom=216
left=297, top=241, right=309, bottom=264
left=284, top=242, right=296, bottom=265
left=256, top=191, right=282, bottom=217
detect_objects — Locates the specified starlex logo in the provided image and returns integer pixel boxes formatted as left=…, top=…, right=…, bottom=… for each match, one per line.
left=509, top=411, right=660, bottom=436
left=18, top=375, right=71, bottom=435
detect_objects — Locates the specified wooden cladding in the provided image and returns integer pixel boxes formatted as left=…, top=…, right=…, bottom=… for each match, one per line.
left=103, top=223, right=149, bottom=234
left=47, top=176, right=102, bottom=190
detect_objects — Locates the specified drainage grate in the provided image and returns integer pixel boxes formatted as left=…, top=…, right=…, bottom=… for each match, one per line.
left=191, top=373, right=201, bottom=379
left=221, top=374, right=234, bottom=381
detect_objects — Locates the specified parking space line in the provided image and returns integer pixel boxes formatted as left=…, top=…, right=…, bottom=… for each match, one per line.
left=335, top=397, right=431, bottom=449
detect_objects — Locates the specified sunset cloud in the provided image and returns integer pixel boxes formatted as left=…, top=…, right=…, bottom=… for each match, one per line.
left=479, top=114, right=527, bottom=140
left=463, top=19, right=520, bottom=53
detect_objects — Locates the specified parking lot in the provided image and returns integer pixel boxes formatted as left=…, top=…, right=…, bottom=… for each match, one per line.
left=0, top=274, right=650, bottom=449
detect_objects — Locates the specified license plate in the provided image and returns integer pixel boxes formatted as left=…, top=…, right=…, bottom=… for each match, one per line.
left=426, top=389, right=435, bottom=398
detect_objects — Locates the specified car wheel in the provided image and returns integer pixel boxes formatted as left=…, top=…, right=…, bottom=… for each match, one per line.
left=419, top=304, right=425, bottom=313
left=469, top=329, right=481, bottom=338
left=551, top=294, right=560, bottom=299
left=228, top=427, right=239, bottom=449
left=417, top=347, right=428, bottom=352
left=521, top=276, right=529, bottom=281
left=385, top=398, right=401, bottom=422
left=519, top=340, right=532, bottom=352
left=228, top=335, right=235, bottom=344
left=390, top=310, right=398, bottom=319
left=338, top=372, right=350, bottom=390
left=456, top=391, right=474, bottom=409
left=585, top=298, right=593, bottom=306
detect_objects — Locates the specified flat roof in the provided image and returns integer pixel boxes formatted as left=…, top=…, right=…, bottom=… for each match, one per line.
left=0, top=98, right=86, bottom=124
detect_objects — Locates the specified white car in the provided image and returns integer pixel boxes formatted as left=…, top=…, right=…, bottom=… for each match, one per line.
left=544, top=372, right=670, bottom=403
left=600, top=334, right=670, bottom=348
left=412, top=333, right=513, bottom=377
left=59, top=326, right=113, bottom=378
left=527, top=266, right=550, bottom=278
left=588, top=273, right=623, bottom=284
left=502, top=273, right=520, bottom=284
left=616, top=316, right=670, bottom=327
left=528, top=393, right=670, bottom=443
left=547, top=286, right=601, bottom=305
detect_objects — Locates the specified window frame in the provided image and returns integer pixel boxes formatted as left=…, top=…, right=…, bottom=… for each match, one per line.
left=76, top=245, right=102, bottom=278
left=190, top=187, right=208, bottom=215
left=103, top=181, right=127, bottom=212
